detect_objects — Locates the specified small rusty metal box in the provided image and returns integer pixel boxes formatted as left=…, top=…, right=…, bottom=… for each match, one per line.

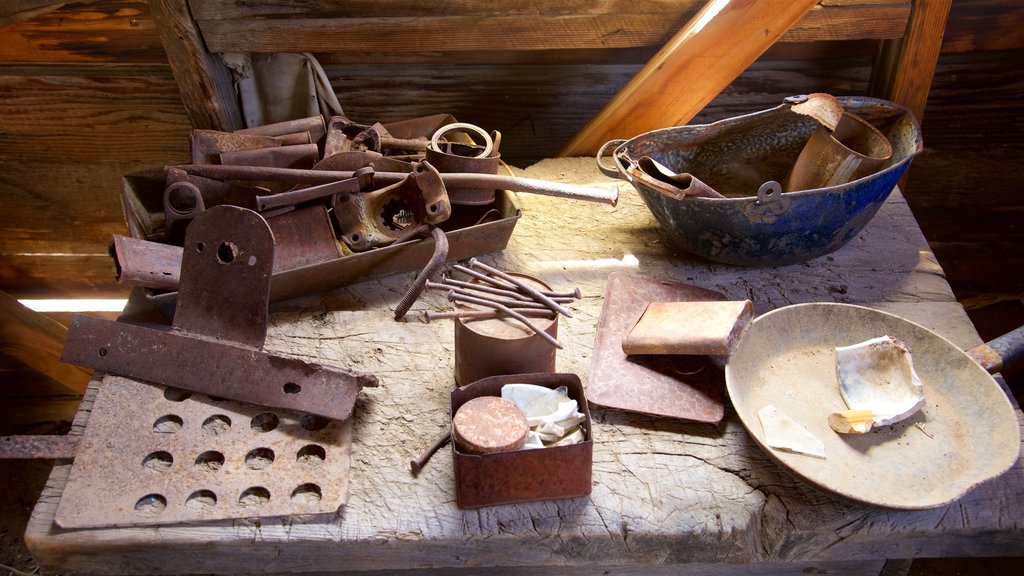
left=119, top=170, right=521, bottom=302
left=450, top=372, right=593, bottom=509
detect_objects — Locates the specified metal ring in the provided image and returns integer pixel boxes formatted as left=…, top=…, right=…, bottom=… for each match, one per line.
left=429, top=123, right=493, bottom=159
left=756, top=181, right=783, bottom=204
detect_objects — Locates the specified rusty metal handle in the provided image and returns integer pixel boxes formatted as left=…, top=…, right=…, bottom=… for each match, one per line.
left=967, top=325, right=1024, bottom=375
left=177, top=164, right=618, bottom=206
left=596, top=139, right=629, bottom=180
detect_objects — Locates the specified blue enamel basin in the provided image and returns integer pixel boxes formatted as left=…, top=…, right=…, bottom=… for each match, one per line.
left=598, top=96, right=923, bottom=266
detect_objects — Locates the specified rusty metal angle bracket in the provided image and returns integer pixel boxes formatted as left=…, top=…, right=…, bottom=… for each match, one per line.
left=62, top=205, right=378, bottom=421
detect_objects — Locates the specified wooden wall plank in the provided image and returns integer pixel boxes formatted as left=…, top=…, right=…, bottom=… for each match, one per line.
left=0, top=64, right=191, bottom=163
left=940, top=0, right=1024, bottom=54
left=0, top=255, right=126, bottom=299
left=0, top=1, right=163, bottom=64
left=194, top=6, right=910, bottom=54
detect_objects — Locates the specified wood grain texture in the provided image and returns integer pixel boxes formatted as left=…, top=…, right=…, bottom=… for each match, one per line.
left=25, top=159, right=1022, bottom=574
left=0, top=291, right=90, bottom=394
left=0, top=0, right=163, bottom=64
left=558, top=0, right=820, bottom=156
left=0, top=65, right=191, bottom=163
left=880, top=0, right=952, bottom=123
left=192, top=3, right=909, bottom=54
left=149, top=0, right=243, bottom=131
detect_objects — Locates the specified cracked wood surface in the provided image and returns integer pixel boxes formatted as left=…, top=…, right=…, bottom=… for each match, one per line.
left=25, top=158, right=1023, bottom=574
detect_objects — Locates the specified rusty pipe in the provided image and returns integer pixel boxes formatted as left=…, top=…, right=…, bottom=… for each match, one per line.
left=176, top=164, right=618, bottom=206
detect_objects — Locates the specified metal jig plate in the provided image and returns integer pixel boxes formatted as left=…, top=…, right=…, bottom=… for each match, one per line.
left=55, top=375, right=353, bottom=528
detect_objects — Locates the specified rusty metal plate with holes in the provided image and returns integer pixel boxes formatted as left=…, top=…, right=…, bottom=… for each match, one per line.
left=55, top=375, right=352, bottom=528
left=587, top=272, right=728, bottom=423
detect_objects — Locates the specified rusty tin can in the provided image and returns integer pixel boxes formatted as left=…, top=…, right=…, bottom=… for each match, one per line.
left=451, top=372, right=593, bottom=508
left=453, top=273, right=557, bottom=386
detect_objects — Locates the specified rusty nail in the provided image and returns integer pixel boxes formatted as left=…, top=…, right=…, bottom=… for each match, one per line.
left=423, top=309, right=556, bottom=323
left=468, top=258, right=574, bottom=318
left=439, top=276, right=532, bottom=301
left=447, top=291, right=563, bottom=349
left=424, top=281, right=549, bottom=309
left=410, top=430, right=451, bottom=476
left=394, top=227, right=449, bottom=320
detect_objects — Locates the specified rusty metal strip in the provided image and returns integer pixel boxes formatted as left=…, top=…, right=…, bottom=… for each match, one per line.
left=64, top=206, right=378, bottom=422
left=61, top=315, right=375, bottom=422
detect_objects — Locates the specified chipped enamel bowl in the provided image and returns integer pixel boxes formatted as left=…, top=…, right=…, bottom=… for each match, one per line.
left=598, top=96, right=923, bottom=266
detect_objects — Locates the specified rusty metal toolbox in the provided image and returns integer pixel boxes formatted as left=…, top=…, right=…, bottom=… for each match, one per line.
left=119, top=170, right=522, bottom=302
left=450, top=372, right=593, bottom=509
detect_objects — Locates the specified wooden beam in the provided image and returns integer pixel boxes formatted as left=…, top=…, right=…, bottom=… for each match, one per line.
left=558, top=0, right=820, bottom=157
left=149, top=0, right=242, bottom=130
left=193, top=3, right=911, bottom=54
left=880, top=0, right=952, bottom=123
left=0, top=291, right=91, bottom=395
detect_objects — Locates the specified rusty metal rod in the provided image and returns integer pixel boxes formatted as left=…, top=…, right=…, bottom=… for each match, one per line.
left=394, top=227, right=449, bottom=320
left=450, top=264, right=518, bottom=292
left=448, top=292, right=562, bottom=349
left=438, top=276, right=532, bottom=301
left=410, top=430, right=451, bottom=475
left=439, top=276, right=576, bottom=303
left=254, top=176, right=361, bottom=211
left=468, top=258, right=573, bottom=318
left=424, top=309, right=556, bottom=323
left=176, top=164, right=618, bottom=206
left=425, top=281, right=550, bottom=310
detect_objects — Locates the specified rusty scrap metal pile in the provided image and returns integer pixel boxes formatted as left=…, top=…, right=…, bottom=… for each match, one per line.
left=46, top=113, right=610, bottom=522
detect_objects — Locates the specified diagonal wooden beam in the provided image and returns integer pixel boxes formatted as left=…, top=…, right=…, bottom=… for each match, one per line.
left=559, top=0, right=820, bottom=157
left=0, top=291, right=91, bottom=395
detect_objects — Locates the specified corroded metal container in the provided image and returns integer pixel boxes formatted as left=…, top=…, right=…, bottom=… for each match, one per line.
left=453, top=274, right=557, bottom=386
left=451, top=372, right=593, bottom=508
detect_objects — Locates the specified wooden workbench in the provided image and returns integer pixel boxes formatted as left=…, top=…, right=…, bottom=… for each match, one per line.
left=26, top=158, right=1024, bottom=575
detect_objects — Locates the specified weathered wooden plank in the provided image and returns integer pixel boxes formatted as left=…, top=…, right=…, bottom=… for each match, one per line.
left=0, top=159, right=153, bottom=253
left=876, top=0, right=951, bottom=123
left=189, top=0, right=908, bottom=22
left=0, top=0, right=164, bottom=64
left=194, top=6, right=909, bottom=54
left=940, top=0, right=1024, bottom=53
left=0, top=65, right=192, bottom=163
left=149, top=0, right=243, bottom=131
left=0, top=291, right=91, bottom=394
left=0, top=255, right=126, bottom=299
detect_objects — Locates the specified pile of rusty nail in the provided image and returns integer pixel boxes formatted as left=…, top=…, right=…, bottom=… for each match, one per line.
left=420, top=258, right=581, bottom=349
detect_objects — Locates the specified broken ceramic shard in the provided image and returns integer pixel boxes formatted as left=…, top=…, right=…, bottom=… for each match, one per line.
left=757, top=404, right=826, bottom=459
left=501, top=384, right=586, bottom=448
left=835, top=335, right=924, bottom=426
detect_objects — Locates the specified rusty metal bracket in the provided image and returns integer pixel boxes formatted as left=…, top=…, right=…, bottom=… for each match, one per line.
left=63, top=205, right=378, bottom=421
left=332, top=161, right=451, bottom=251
